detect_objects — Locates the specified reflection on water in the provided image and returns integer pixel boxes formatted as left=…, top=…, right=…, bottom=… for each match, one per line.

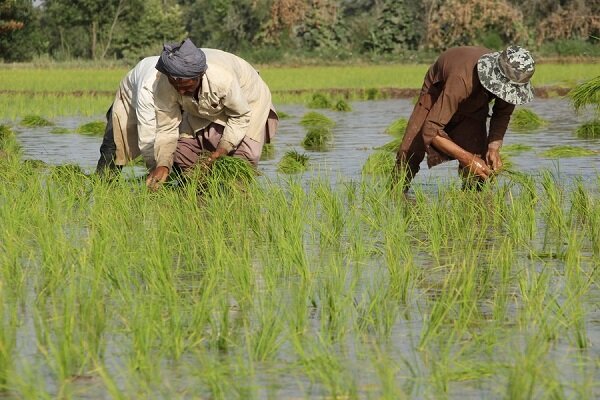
left=13, top=98, right=599, bottom=184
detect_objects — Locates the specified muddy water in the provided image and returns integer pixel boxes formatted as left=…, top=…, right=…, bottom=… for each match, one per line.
left=9, top=98, right=600, bottom=398
left=14, top=98, right=600, bottom=185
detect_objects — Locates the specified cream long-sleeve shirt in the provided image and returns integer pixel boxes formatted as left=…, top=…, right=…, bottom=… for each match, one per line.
left=117, top=56, right=160, bottom=168
left=153, top=48, right=273, bottom=170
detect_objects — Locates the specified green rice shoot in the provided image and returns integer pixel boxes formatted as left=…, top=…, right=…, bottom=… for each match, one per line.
left=50, top=127, right=71, bottom=134
left=362, top=150, right=395, bottom=175
left=574, top=119, right=600, bottom=139
left=300, top=112, right=335, bottom=129
left=541, top=145, right=597, bottom=158
left=20, top=115, right=53, bottom=127
left=510, top=108, right=548, bottom=132
left=332, top=99, right=352, bottom=112
left=385, top=118, right=408, bottom=137
left=277, top=150, right=310, bottom=174
left=307, top=93, right=332, bottom=109
left=501, top=144, right=533, bottom=155
left=76, top=121, right=106, bottom=136
left=375, top=137, right=402, bottom=153
left=302, top=126, right=332, bottom=150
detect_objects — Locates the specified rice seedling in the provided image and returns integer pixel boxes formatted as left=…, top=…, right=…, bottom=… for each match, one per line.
left=568, top=75, right=600, bottom=113
left=76, top=121, right=106, bottom=136
left=541, top=145, right=597, bottom=158
left=276, top=110, right=292, bottom=119
left=260, top=142, right=275, bottom=160
left=307, top=92, right=332, bottom=109
left=20, top=114, right=53, bottom=127
left=331, top=99, right=351, bottom=112
left=501, top=143, right=533, bottom=154
left=385, top=117, right=408, bottom=137
left=362, top=150, right=395, bottom=175
left=375, top=137, right=402, bottom=153
left=365, top=87, right=380, bottom=100
left=509, top=108, right=547, bottom=131
left=299, top=111, right=335, bottom=129
left=50, top=126, right=71, bottom=134
left=277, top=150, right=310, bottom=174
left=302, top=126, right=332, bottom=150
left=574, top=119, right=600, bottom=138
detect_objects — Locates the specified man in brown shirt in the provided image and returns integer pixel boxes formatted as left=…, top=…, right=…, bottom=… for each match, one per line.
left=393, top=45, right=535, bottom=190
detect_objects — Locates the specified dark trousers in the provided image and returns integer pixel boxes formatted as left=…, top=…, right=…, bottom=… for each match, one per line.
left=96, top=106, right=119, bottom=174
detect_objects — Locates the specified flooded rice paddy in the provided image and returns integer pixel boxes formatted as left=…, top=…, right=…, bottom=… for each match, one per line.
left=2, top=98, right=599, bottom=399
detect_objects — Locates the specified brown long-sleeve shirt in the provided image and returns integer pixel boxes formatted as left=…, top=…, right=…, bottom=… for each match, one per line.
left=420, top=46, right=515, bottom=151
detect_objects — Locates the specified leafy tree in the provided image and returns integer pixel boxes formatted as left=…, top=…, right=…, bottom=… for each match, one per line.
left=185, top=0, right=271, bottom=51
left=112, top=0, right=186, bottom=62
left=425, top=0, right=527, bottom=50
left=363, top=0, right=424, bottom=54
left=0, top=0, right=43, bottom=61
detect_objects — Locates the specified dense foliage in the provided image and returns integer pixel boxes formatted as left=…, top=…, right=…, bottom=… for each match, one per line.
left=0, top=0, right=598, bottom=63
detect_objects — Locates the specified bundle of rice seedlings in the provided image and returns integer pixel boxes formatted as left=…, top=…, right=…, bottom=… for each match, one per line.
left=362, top=150, right=395, bottom=175
left=299, top=112, right=335, bottom=129
left=574, top=119, right=600, bottom=139
left=385, top=118, right=408, bottom=137
left=182, top=153, right=256, bottom=195
left=76, top=121, right=106, bottom=136
left=569, top=75, right=600, bottom=113
left=510, top=108, right=547, bottom=132
left=302, top=126, right=333, bottom=150
left=332, top=99, right=352, bottom=112
left=307, top=93, right=332, bottom=109
left=277, top=150, right=310, bottom=174
left=210, top=156, right=256, bottom=185
left=20, top=115, right=53, bottom=127
left=541, top=145, right=597, bottom=158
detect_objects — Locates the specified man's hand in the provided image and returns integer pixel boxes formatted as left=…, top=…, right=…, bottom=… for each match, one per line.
left=486, top=148, right=503, bottom=172
left=146, top=166, right=169, bottom=190
left=466, top=154, right=492, bottom=180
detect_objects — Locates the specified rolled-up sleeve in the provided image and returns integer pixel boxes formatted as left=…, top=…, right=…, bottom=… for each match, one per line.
left=220, top=79, right=251, bottom=150
left=488, top=99, right=515, bottom=145
left=421, top=77, right=468, bottom=150
left=154, top=76, right=182, bottom=170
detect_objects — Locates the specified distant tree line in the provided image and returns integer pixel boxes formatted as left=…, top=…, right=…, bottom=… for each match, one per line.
left=1, top=0, right=598, bottom=63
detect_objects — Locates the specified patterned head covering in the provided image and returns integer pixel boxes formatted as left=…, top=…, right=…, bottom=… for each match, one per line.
left=155, top=38, right=207, bottom=79
left=477, top=45, right=535, bottom=105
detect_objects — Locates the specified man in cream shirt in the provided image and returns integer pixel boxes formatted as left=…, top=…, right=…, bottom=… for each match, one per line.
left=146, top=38, right=278, bottom=189
left=96, top=56, right=161, bottom=174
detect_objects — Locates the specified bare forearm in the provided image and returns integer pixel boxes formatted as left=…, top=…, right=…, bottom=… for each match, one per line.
left=431, top=135, right=473, bottom=165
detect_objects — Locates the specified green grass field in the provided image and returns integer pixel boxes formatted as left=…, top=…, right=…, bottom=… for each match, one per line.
left=0, top=63, right=598, bottom=120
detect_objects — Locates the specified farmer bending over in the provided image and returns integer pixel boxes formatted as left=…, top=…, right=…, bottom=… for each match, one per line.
left=146, top=39, right=278, bottom=190
left=392, top=45, right=535, bottom=191
left=96, top=56, right=162, bottom=175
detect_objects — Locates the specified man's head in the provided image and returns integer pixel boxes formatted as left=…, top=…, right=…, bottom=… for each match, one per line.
left=156, top=38, right=207, bottom=95
left=477, top=45, right=535, bottom=105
